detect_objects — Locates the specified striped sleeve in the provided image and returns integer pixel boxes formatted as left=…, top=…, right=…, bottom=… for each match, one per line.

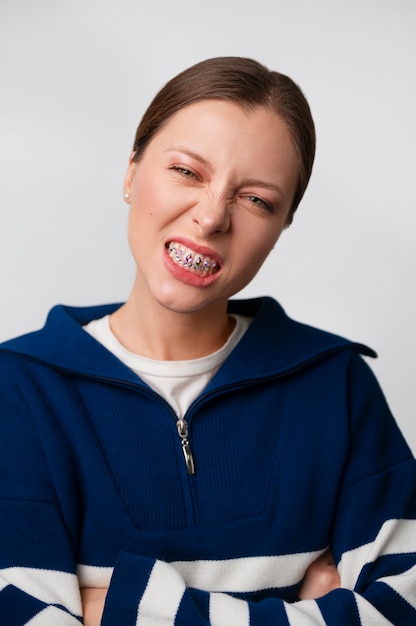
left=0, top=367, right=83, bottom=624
left=99, top=357, right=416, bottom=626
left=0, top=500, right=83, bottom=625
left=102, top=498, right=416, bottom=626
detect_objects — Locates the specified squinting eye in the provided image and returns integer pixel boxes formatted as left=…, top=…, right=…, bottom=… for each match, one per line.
left=245, top=195, right=274, bottom=213
left=170, top=165, right=197, bottom=179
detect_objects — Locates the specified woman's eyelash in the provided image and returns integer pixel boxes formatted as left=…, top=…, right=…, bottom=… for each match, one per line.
left=168, top=167, right=274, bottom=212
left=245, top=195, right=274, bottom=212
left=169, top=165, right=197, bottom=178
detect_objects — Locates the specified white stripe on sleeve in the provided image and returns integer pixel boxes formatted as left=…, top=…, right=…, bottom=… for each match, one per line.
left=173, top=549, right=324, bottom=593
left=136, top=560, right=186, bottom=626
left=0, top=567, right=81, bottom=616
left=378, top=563, right=416, bottom=610
left=209, top=592, right=250, bottom=626
left=284, top=599, right=326, bottom=625
left=354, top=593, right=395, bottom=625
left=339, top=519, right=416, bottom=589
left=26, top=606, right=81, bottom=625
left=77, top=564, right=113, bottom=587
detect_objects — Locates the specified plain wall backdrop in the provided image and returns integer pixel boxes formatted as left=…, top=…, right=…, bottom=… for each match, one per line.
left=1, top=0, right=415, bottom=449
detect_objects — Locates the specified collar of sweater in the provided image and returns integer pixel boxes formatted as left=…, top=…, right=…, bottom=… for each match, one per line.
left=0, top=296, right=376, bottom=388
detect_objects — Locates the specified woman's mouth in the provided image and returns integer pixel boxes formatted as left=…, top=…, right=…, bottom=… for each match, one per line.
left=166, top=241, right=220, bottom=276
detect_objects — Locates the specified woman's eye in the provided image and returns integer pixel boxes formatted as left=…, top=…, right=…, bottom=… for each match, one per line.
left=170, top=165, right=197, bottom=179
left=245, top=195, right=274, bottom=213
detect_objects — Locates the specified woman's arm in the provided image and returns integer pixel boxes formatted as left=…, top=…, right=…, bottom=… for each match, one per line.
left=81, top=553, right=341, bottom=626
left=0, top=366, right=83, bottom=623
left=81, top=359, right=416, bottom=625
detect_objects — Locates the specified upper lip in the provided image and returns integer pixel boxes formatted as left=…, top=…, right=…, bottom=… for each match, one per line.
left=166, top=237, right=224, bottom=266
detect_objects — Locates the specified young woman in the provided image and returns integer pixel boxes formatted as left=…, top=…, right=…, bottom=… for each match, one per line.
left=1, top=57, right=415, bottom=625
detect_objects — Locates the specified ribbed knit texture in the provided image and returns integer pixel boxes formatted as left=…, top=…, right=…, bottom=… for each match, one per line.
left=0, top=297, right=415, bottom=624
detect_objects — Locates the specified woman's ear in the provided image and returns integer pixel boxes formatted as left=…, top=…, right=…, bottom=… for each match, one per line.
left=123, top=152, right=137, bottom=203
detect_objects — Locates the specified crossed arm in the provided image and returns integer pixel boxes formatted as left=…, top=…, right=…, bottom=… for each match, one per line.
left=81, top=550, right=341, bottom=625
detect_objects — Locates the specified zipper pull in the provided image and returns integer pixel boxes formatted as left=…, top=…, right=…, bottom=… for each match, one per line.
left=176, top=419, right=195, bottom=475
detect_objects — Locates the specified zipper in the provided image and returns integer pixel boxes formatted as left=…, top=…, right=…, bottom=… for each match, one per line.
left=58, top=345, right=357, bottom=477
left=176, top=418, right=195, bottom=475
left=88, top=376, right=197, bottom=475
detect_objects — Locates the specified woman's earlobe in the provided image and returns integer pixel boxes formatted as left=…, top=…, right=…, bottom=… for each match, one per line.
left=123, top=154, right=137, bottom=199
left=123, top=174, right=136, bottom=204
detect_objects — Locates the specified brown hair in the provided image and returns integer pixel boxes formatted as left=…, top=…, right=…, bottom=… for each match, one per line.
left=132, top=57, right=316, bottom=224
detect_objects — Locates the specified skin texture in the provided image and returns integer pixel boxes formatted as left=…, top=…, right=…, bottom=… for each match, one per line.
left=81, top=588, right=106, bottom=626
left=297, top=550, right=341, bottom=600
left=81, top=100, right=340, bottom=623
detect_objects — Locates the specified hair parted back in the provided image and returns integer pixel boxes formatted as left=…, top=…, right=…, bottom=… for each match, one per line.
left=132, top=57, right=316, bottom=224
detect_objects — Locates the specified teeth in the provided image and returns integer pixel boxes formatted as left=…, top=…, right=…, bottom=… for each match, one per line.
left=167, top=242, right=219, bottom=274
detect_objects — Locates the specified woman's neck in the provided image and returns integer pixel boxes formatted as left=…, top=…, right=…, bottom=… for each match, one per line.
left=109, top=291, right=235, bottom=361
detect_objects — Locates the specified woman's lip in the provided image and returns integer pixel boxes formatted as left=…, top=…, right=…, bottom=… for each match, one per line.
left=165, top=237, right=223, bottom=266
left=163, top=247, right=222, bottom=287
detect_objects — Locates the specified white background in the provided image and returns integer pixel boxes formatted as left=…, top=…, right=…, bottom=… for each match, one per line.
left=1, top=1, right=415, bottom=449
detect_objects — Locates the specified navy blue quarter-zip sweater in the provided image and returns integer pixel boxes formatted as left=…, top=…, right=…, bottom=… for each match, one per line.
left=0, top=297, right=415, bottom=624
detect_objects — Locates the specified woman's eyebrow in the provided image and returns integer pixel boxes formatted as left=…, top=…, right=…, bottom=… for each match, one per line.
left=241, top=178, right=286, bottom=200
left=164, top=146, right=213, bottom=173
left=165, top=146, right=285, bottom=199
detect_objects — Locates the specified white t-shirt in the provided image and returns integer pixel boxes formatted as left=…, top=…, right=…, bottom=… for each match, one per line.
left=84, top=314, right=251, bottom=418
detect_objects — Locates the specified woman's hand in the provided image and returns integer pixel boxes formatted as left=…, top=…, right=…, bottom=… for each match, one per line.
left=81, top=587, right=107, bottom=626
left=298, top=551, right=341, bottom=600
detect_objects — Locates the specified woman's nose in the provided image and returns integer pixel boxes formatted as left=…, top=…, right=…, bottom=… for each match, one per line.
left=191, top=191, right=231, bottom=236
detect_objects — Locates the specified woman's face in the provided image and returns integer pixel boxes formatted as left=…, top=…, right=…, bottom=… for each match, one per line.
left=124, top=99, right=299, bottom=316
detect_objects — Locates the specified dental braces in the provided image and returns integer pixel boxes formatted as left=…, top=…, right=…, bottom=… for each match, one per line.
left=169, top=246, right=217, bottom=271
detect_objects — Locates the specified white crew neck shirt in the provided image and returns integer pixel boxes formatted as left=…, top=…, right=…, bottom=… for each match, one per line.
left=84, top=314, right=251, bottom=418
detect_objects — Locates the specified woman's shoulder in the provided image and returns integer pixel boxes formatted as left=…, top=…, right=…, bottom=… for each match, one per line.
left=0, top=302, right=124, bottom=373
left=228, top=296, right=377, bottom=361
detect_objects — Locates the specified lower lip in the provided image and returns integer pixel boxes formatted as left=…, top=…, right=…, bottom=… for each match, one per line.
left=163, top=248, right=221, bottom=287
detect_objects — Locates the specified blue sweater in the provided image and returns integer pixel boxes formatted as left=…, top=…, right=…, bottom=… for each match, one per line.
left=0, top=297, right=415, bottom=625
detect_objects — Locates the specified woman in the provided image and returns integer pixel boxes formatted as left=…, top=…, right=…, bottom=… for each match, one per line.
left=0, top=57, right=415, bottom=625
